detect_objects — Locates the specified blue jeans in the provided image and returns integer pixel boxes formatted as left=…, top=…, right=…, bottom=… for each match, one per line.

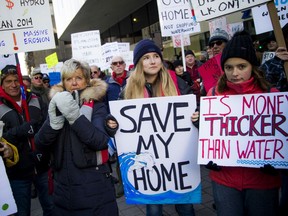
left=10, top=179, right=32, bottom=216
left=146, top=204, right=195, bottom=216
left=34, top=172, right=54, bottom=216
left=212, top=181, right=279, bottom=216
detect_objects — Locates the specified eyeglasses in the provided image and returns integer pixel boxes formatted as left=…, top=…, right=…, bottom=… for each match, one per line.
left=111, top=61, right=124, bottom=66
left=33, top=76, right=43, bottom=80
left=209, top=40, right=224, bottom=48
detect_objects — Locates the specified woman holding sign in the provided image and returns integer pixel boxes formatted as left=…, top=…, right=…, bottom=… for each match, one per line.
left=197, top=31, right=281, bottom=216
left=123, top=39, right=196, bottom=216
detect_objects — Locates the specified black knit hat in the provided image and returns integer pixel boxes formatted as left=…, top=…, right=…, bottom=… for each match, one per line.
left=173, top=60, right=183, bottom=68
left=185, top=50, right=195, bottom=57
left=133, top=39, right=163, bottom=66
left=221, top=30, right=259, bottom=70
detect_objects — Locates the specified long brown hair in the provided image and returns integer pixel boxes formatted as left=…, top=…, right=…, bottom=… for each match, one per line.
left=217, top=66, right=271, bottom=93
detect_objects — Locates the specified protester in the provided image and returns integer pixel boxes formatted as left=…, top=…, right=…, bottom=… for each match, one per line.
left=35, top=59, right=119, bottom=215
left=0, top=65, right=52, bottom=215
left=90, top=65, right=101, bottom=79
left=193, top=30, right=281, bottom=216
left=185, top=49, right=202, bottom=103
left=31, top=67, right=50, bottom=108
left=42, top=73, right=51, bottom=88
left=22, top=75, right=31, bottom=90
left=122, top=39, right=195, bottom=216
left=208, top=28, right=229, bottom=57
left=173, top=59, right=193, bottom=86
left=260, top=23, right=288, bottom=92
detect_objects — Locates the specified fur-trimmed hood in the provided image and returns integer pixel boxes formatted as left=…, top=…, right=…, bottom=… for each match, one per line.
left=49, top=79, right=107, bottom=103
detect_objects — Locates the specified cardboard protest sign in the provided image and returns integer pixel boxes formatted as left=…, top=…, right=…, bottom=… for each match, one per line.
left=110, top=95, right=201, bottom=204
left=0, top=157, right=17, bottom=215
left=0, top=0, right=55, bottom=54
left=198, top=92, right=288, bottom=169
left=193, top=0, right=271, bottom=22
left=45, top=52, right=58, bottom=69
left=252, top=1, right=288, bottom=34
left=156, top=0, right=200, bottom=36
left=71, top=30, right=102, bottom=66
left=198, top=54, right=223, bottom=93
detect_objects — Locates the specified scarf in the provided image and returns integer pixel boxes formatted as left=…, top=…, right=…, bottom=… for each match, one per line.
left=112, top=70, right=127, bottom=85
left=80, top=100, right=109, bottom=165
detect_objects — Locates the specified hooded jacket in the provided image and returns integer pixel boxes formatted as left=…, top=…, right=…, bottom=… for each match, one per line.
left=35, top=79, right=118, bottom=214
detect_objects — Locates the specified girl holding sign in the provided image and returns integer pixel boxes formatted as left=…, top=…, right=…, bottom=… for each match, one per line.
left=195, top=31, right=281, bottom=216
left=123, top=39, right=196, bottom=216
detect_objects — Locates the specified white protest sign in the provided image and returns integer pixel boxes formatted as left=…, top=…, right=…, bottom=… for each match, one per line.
left=193, top=0, right=271, bottom=22
left=252, top=1, right=288, bottom=34
left=110, top=95, right=201, bottom=204
left=71, top=30, right=102, bottom=66
left=156, top=0, right=200, bottom=36
left=118, top=42, right=130, bottom=53
left=172, top=34, right=191, bottom=48
left=261, top=51, right=276, bottom=64
left=198, top=92, right=288, bottom=169
left=101, top=42, right=120, bottom=70
left=0, top=157, right=17, bottom=215
left=0, top=0, right=55, bottom=55
left=40, top=62, right=63, bottom=74
left=0, top=54, right=16, bottom=70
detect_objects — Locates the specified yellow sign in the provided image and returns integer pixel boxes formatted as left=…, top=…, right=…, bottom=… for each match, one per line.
left=45, top=52, right=58, bottom=68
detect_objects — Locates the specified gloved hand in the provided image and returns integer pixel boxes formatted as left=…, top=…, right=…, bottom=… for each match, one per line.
left=53, top=91, right=81, bottom=125
left=48, top=98, right=65, bottom=130
left=260, top=164, right=278, bottom=176
left=205, top=161, right=221, bottom=171
left=17, top=120, right=38, bottom=137
left=33, top=150, right=50, bottom=173
left=105, top=114, right=119, bottom=137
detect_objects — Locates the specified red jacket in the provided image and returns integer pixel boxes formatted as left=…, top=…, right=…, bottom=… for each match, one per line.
left=206, top=77, right=281, bottom=191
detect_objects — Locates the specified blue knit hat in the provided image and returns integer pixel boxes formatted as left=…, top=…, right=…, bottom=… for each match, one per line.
left=208, top=28, right=229, bottom=45
left=133, top=39, right=163, bottom=66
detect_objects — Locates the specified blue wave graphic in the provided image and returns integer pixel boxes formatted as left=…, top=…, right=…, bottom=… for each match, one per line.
left=119, top=152, right=202, bottom=204
left=237, top=160, right=288, bottom=167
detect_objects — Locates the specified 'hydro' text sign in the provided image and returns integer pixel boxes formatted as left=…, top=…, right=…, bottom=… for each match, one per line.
left=110, top=95, right=201, bottom=204
left=193, top=0, right=271, bottom=22
left=198, top=92, right=288, bottom=169
left=0, top=0, right=55, bottom=54
left=156, top=0, right=200, bottom=36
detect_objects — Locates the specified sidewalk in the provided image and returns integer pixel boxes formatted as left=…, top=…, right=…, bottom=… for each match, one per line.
left=31, top=166, right=216, bottom=216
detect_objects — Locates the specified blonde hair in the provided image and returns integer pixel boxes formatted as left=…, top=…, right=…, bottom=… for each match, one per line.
left=124, top=58, right=178, bottom=99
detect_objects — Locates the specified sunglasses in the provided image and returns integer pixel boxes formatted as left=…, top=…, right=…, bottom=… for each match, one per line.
left=33, top=76, right=43, bottom=80
left=111, top=61, right=124, bottom=66
left=209, top=40, right=224, bottom=48
left=43, top=80, right=50, bottom=84
left=91, top=71, right=99, bottom=74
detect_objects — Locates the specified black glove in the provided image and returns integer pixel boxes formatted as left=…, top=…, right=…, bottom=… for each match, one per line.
left=33, top=150, right=50, bottom=174
left=260, top=164, right=278, bottom=176
left=12, top=119, right=39, bottom=137
left=205, top=161, right=221, bottom=171
left=105, top=114, right=119, bottom=137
